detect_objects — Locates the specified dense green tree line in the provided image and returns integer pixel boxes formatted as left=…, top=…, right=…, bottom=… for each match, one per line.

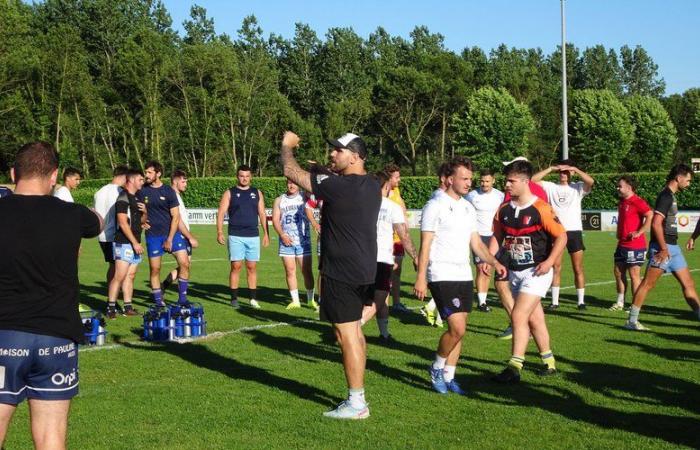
left=0, top=0, right=697, bottom=179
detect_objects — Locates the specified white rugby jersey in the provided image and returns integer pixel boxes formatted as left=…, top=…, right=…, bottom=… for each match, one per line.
left=376, top=197, right=405, bottom=265
left=465, top=188, right=504, bottom=237
left=278, top=192, right=311, bottom=245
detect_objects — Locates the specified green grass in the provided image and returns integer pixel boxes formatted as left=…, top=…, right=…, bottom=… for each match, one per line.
left=4, top=228, right=700, bottom=449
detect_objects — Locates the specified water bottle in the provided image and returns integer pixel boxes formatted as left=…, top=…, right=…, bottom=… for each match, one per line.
left=96, top=316, right=106, bottom=346
left=156, top=313, right=167, bottom=341
left=191, top=313, right=200, bottom=337
left=168, top=315, right=176, bottom=341
left=175, top=312, right=183, bottom=338
left=90, top=316, right=100, bottom=345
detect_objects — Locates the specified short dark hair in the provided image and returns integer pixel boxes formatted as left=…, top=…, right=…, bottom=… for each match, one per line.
left=62, top=167, right=81, bottom=181
left=237, top=164, right=252, bottom=174
left=13, top=141, right=59, bottom=182
left=480, top=168, right=495, bottom=177
left=383, top=164, right=400, bottom=175
left=444, top=156, right=474, bottom=177
left=437, top=162, right=450, bottom=178
left=145, top=160, right=163, bottom=175
left=113, top=165, right=129, bottom=177
left=375, top=171, right=390, bottom=187
left=503, top=160, right=533, bottom=179
left=171, top=169, right=187, bottom=181
left=618, top=175, right=638, bottom=192
left=126, top=168, right=144, bottom=181
left=666, top=164, right=693, bottom=183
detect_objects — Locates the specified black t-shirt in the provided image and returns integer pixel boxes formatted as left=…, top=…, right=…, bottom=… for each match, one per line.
left=114, top=190, right=143, bottom=244
left=310, top=169, right=381, bottom=285
left=0, top=195, right=101, bottom=343
left=652, top=187, right=678, bottom=245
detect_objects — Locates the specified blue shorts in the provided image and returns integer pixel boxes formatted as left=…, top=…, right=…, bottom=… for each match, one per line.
left=146, top=232, right=189, bottom=258
left=279, top=240, right=312, bottom=257
left=614, top=246, right=646, bottom=266
left=228, top=235, right=260, bottom=262
left=648, top=243, right=687, bottom=273
left=0, top=330, right=79, bottom=404
left=113, top=242, right=142, bottom=265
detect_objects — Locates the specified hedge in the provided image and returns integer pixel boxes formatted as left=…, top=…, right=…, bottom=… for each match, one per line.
left=71, top=172, right=700, bottom=210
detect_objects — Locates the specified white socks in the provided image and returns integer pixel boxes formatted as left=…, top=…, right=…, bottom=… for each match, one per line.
left=577, top=288, right=585, bottom=305
left=616, top=292, right=625, bottom=306
left=477, top=292, right=487, bottom=305
left=443, top=365, right=456, bottom=382
left=348, top=388, right=366, bottom=409
left=629, top=305, right=641, bottom=323
left=290, top=289, right=300, bottom=304
left=432, top=354, right=446, bottom=371
left=551, top=287, right=560, bottom=306
left=426, top=299, right=436, bottom=312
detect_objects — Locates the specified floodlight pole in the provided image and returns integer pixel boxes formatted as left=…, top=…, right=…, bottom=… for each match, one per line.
left=561, top=0, right=569, bottom=160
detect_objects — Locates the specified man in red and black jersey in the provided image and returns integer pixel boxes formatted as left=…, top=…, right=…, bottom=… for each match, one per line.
left=489, top=159, right=567, bottom=383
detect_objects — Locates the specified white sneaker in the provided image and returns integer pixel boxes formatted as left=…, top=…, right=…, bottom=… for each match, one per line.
left=322, top=400, right=369, bottom=420
left=623, top=320, right=649, bottom=331
left=609, top=303, right=625, bottom=311
left=250, top=299, right=261, bottom=309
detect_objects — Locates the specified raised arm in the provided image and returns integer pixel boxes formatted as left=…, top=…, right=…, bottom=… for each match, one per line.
left=281, top=131, right=313, bottom=193
left=531, top=166, right=556, bottom=184
left=569, top=166, right=595, bottom=192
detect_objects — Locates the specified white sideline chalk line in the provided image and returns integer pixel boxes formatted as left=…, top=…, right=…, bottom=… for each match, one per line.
left=79, top=319, right=315, bottom=353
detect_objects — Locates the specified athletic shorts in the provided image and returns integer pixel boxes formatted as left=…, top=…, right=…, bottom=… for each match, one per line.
left=112, top=242, right=142, bottom=265
left=146, top=232, right=189, bottom=258
left=0, top=330, right=79, bottom=405
left=428, top=281, right=473, bottom=320
left=614, top=246, right=647, bottom=266
left=279, top=240, right=312, bottom=257
left=319, top=276, right=374, bottom=324
left=228, top=235, right=260, bottom=262
left=473, top=235, right=493, bottom=264
left=393, top=242, right=405, bottom=258
left=509, top=267, right=553, bottom=298
left=566, top=230, right=586, bottom=254
left=374, top=262, right=393, bottom=292
left=648, top=243, right=687, bottom=273
left=99, top=241, right=114, bottom=262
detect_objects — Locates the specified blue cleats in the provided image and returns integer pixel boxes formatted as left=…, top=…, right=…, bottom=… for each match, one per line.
left=429, top=366, right=448, bottom=394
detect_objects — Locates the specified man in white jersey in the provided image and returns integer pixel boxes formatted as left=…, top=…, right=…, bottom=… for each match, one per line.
left=360, top=171, right=418, bottom=344
left=465, top=168, right=504, bottom=312
left=532, top=160, right=594, bottom=310
left=94, top=165, right=129, bottom=307
left=162, top=170, right=199, bottom=292
left=272, top=180, right=317, bottom=310
left=53, top=167, right=81, bottom=202
left=415, top=157, right=506, bottom=395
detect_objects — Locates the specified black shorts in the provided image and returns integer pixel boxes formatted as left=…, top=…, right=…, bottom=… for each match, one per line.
left=614, top=246, right=646, bottom=266
left=374, top=262, right=393, bottom=292
left=320, top=276, right=374, bottom=324
left=428, top=281, right=473, bottom=320
left=566, top=230, right=586, bottom=254
left=99, top=241, right=114, bottom=262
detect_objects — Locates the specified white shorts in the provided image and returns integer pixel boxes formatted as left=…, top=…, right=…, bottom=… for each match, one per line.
left=509, top=267, right=553, bottom=298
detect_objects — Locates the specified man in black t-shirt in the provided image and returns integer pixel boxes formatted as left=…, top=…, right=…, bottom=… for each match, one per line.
left=281, top=131, right=380, bottom=420
left=106, top=169, right=148, bottom=319
left=0, top=142, right=102, bottom=449
left=625, top=164, right=700, bottom=331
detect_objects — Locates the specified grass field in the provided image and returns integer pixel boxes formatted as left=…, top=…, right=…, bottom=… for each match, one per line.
left=3, top=228, right=700, bottom=449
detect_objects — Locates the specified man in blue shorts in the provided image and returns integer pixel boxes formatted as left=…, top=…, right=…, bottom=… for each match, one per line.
left=0, top=142, right=102, bottom=449
left=625, top=164, right=700, bottom=330
left=137, top=160, right=190, bottom=307
left=216, top=165, right=270, bottom=309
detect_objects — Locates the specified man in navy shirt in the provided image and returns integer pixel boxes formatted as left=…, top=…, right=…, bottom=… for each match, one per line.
left=216, top=165, right=270, bottom=309
left=137, top=161, right=190, bottom=307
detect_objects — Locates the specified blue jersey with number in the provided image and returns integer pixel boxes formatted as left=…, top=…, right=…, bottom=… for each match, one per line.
left=278, top=192, right=310, bottom=246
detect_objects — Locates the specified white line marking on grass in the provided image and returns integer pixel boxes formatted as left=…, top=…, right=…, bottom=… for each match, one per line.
left=78, top=319, right=315, bottom=353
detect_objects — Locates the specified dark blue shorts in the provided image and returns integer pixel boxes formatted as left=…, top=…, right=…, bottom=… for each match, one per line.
left=146, top=232, right=189, bottom=258
left=0, top=330, right=79, bottom=405
left=614, top=246, right=647, bottom=266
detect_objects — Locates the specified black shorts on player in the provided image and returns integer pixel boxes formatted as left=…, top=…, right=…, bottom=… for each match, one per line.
left=99, top=241, right=114, bottom=262
left=428, top=281, right=474, bottom=320
left=320, top=276, right=375, bottom=324
left=374, top=262, right=393, bottom=292
left=566, top=230, right=586, bottom=253
left=613, top=246, right=646, bottom=266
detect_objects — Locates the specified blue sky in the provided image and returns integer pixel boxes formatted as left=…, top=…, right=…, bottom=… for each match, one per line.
left=162, top=0, right=699, bottom=95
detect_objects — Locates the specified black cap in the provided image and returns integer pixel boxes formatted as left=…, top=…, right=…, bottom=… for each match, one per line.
left=326, top=133, right=368, bottom=160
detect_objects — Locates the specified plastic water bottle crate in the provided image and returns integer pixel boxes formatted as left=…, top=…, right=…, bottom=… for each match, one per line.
left=81, top=310, right=107, bottom=346
left=142, top=302, right=207, bottom=342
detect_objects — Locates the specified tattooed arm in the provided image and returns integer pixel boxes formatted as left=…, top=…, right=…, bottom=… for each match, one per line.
left=281, top=131, right=313, bottom=193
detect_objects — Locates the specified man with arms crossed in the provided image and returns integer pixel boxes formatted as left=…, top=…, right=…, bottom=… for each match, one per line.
left=0, top=142, right=102, bottom=449
left=625, top=164, right=700, bottom=330
left=532, top=160, right=594, bottom=310
left=282, top=131, right=380, bottom=420
left=465, top=168, right=505, bottom=312
left=610, top=175, right=652, bottom=311
left=162, top=170, right=199, bottom=292
left=217, top=165, right=270, bottom=309
left=272, top=180, right=316, bottom=310
left=491, top=159, right=567, bottom=383
left=106, top=169, right=148, bottom=319
left=415, top=158, right=506, bottom=394
left=138, top=161, right=190, bottom=307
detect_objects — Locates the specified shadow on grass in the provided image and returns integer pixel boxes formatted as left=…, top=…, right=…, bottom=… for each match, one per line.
left=119, top=338, right=342, bottom=407
left=607, top=338, right=700, bottom=362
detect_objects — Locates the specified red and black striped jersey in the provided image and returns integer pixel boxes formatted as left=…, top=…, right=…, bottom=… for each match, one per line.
left=493, top=199, right=565, bottom=270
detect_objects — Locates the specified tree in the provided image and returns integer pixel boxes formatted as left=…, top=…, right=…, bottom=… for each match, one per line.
left=451, top=87, right=534, bottom=170
left=663, top=88, right=700, bottom=163
left=568, top=89, right=634, bottom=172
left=620, top=45, right=665, bottom=97
left=623, top=95, right=677, bottom=171
left=576, top=45, right=622, bottom=94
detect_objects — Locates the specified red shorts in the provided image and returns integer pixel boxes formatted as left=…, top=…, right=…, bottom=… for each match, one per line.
left=393, top=242, right=405, bottom=257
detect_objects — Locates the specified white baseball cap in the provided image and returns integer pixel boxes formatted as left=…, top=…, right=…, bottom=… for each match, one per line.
left=502, top=156, right=529, bottom=166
